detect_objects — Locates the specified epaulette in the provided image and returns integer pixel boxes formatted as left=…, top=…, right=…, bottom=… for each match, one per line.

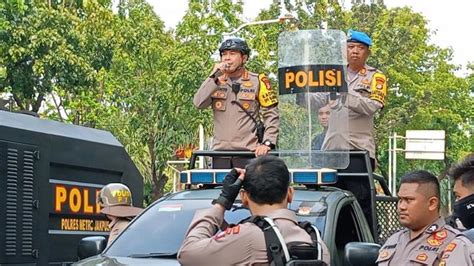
left=443, top=223, right=462, bottom=235
left=247, top=71, right=258, bottom=77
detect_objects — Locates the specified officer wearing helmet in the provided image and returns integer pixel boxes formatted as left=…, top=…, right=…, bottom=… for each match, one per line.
left=194, top=38, right=279, bottom=169
left=97, top=183, right=143, bottom=246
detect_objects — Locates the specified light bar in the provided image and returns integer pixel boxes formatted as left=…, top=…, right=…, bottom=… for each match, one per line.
left=180, top=169, right=233, bottom=184
left=290, top=168, right=337, bottom=185
left=180, top=168, right=337, bottom=185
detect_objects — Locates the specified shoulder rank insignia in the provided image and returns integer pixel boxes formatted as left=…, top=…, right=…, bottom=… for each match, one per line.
left=258, top=73, right=278, bottom=107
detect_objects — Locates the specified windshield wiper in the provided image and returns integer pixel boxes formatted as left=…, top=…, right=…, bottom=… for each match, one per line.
left=128, top=252, right=177, bottom=258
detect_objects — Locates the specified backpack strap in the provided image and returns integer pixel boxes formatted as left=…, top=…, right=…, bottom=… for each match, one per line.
left=298, top=221, right=323, bottom=260
left=245, top=216, right=290, bottom=266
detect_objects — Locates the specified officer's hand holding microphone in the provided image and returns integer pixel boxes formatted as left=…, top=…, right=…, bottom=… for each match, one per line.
left=210, top=63, right=230, bottom=85
left=212, top=168, right=245, bottom=211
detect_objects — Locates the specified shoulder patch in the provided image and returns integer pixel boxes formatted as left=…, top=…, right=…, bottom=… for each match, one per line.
left=370, top=72, right=387, bottom=106
left=258, top=73, right=278, bottom=107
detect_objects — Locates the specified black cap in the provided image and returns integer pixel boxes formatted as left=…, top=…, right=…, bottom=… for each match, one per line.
left=219, top=38, right=251, bottom=56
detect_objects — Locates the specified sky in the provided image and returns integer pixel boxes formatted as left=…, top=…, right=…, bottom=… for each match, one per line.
left=147, top=0, right=474, bottom=76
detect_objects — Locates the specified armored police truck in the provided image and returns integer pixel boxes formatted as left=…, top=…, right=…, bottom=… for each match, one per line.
left=0, top=110, right=143, bottom=265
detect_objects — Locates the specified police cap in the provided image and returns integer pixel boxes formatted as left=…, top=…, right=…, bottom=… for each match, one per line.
left=347, top=29, right=372, bottom=47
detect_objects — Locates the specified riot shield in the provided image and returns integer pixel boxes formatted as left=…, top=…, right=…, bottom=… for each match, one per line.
left=277, top=30, right=349, bottom=169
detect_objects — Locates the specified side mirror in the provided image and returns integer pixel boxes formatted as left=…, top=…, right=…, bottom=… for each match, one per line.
left=77, top=236, right=107, bottom=260
left=344, top=242, right=380, bottom=266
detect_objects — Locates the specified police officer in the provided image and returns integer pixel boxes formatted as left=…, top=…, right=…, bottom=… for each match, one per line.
left=323, top=30, right=387, bottom=230
left=440, top=153, right=474, bottom=265
left=97, top=183, right=143, bottom=246
left=194, top=38, right=279, bottom=168
left=377, top=170, right=459, bottom=265
left=312, top=105, right=330, bottom=150
left=178, top=156, right=330, bottom=265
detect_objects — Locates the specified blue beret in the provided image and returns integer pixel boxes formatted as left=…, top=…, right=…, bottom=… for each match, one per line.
left=347, top=30, right=372, bottom=47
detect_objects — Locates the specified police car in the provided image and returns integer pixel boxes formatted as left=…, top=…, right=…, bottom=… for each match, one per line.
left=75, top=167, right=386, bottom=266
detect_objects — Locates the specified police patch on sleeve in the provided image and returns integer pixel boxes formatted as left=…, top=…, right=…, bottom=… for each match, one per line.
left=370, top=72, right=387, bottom=106
left=258, top=73, right=278, bottom=107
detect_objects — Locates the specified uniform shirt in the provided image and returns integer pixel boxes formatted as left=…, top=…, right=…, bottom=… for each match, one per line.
left=439, top=232, right=474, bottom=266
left=377, top=217, right=460, bottom=265
left=312, top=129, right=327, bottom=150
left=178, top=207, right=331, bottom=266
left=107, top=217, right=130, bottom=246
left=193, top=71, right=279, bottom=151
left=308, top=64, right=385, bottom=159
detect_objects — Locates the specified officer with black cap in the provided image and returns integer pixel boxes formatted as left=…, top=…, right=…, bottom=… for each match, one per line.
left=194, top=38, right=279, bottom=168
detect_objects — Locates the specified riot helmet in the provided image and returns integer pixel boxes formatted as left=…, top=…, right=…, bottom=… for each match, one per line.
left=97, top=183, right=142, bottom=218
left=219, top=38, right=251, bottom=57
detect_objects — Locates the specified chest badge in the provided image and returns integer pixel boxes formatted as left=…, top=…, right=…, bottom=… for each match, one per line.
left=434, top=229, right=448, bottom=240
left=243, top=81, right=253, bottom=88
left=427, top=238, right=443, bottom=246
left=416, top=253, right=428, bottom=262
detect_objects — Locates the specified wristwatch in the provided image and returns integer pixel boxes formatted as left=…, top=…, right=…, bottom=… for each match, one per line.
left=263, top=140, right=274, bottom=149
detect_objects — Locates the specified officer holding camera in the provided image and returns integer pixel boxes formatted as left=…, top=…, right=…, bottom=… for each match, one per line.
left=193, top=38, right=279, bottom=168
left=178, top=156, right=330, bottom=265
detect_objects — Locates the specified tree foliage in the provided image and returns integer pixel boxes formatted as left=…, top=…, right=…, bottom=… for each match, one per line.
left=1, top=0, right=472, bottom=203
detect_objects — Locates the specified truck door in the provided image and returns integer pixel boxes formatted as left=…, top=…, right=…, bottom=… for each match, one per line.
left=333, top=201, right=373, bottom=265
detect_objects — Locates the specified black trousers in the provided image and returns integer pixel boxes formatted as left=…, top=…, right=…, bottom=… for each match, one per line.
left=336, top=153, right=376, bottom=230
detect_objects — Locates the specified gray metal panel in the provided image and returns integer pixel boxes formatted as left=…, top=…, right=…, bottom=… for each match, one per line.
left=0, top=110, right=121, bottom=147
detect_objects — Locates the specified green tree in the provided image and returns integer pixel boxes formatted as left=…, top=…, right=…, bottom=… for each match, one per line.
left=0, top=2, right=104, bottom=113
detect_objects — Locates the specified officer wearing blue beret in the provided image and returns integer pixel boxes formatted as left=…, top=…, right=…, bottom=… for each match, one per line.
left=329, top=29, right=388, bottom=231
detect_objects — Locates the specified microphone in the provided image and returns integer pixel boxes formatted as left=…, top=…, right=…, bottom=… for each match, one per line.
left=209, top=64, right=230, bottom=79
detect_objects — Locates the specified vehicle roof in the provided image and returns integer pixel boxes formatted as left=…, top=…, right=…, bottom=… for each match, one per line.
left=0, top=110, right=121, bottom=146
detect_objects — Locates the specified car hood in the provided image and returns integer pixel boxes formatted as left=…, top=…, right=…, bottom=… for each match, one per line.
left=74, top=255, right=180, bottom=266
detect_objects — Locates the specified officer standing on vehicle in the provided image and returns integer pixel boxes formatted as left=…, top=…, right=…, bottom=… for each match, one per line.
left=377, top=170, right=459, bottom=265
left=194, top=38, right=279, bottom=168
left=97, top=183, right=143, bottom=246
left=328, top=29, right=388, bottom=230
left=440, top=153, right=474, bottom=266
left=178, top=156, right=330, bottom=265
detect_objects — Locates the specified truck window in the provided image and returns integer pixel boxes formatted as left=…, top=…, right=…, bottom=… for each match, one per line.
left=334, top=204, right=363, bottom=263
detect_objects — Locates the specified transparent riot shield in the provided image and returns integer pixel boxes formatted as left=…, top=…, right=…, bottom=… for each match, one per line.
left=277, top=30, right=350, bottom=169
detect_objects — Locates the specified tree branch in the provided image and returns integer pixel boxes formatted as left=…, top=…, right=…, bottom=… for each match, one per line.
left=12, top=93, right=25, bottom=110
left=32, top=93, right=44, bottom=113
left=51, top=92, right=65, bottom=122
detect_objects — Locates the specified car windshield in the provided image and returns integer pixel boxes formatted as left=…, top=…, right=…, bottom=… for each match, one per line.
left=106, top=190, right=327, bottom=257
